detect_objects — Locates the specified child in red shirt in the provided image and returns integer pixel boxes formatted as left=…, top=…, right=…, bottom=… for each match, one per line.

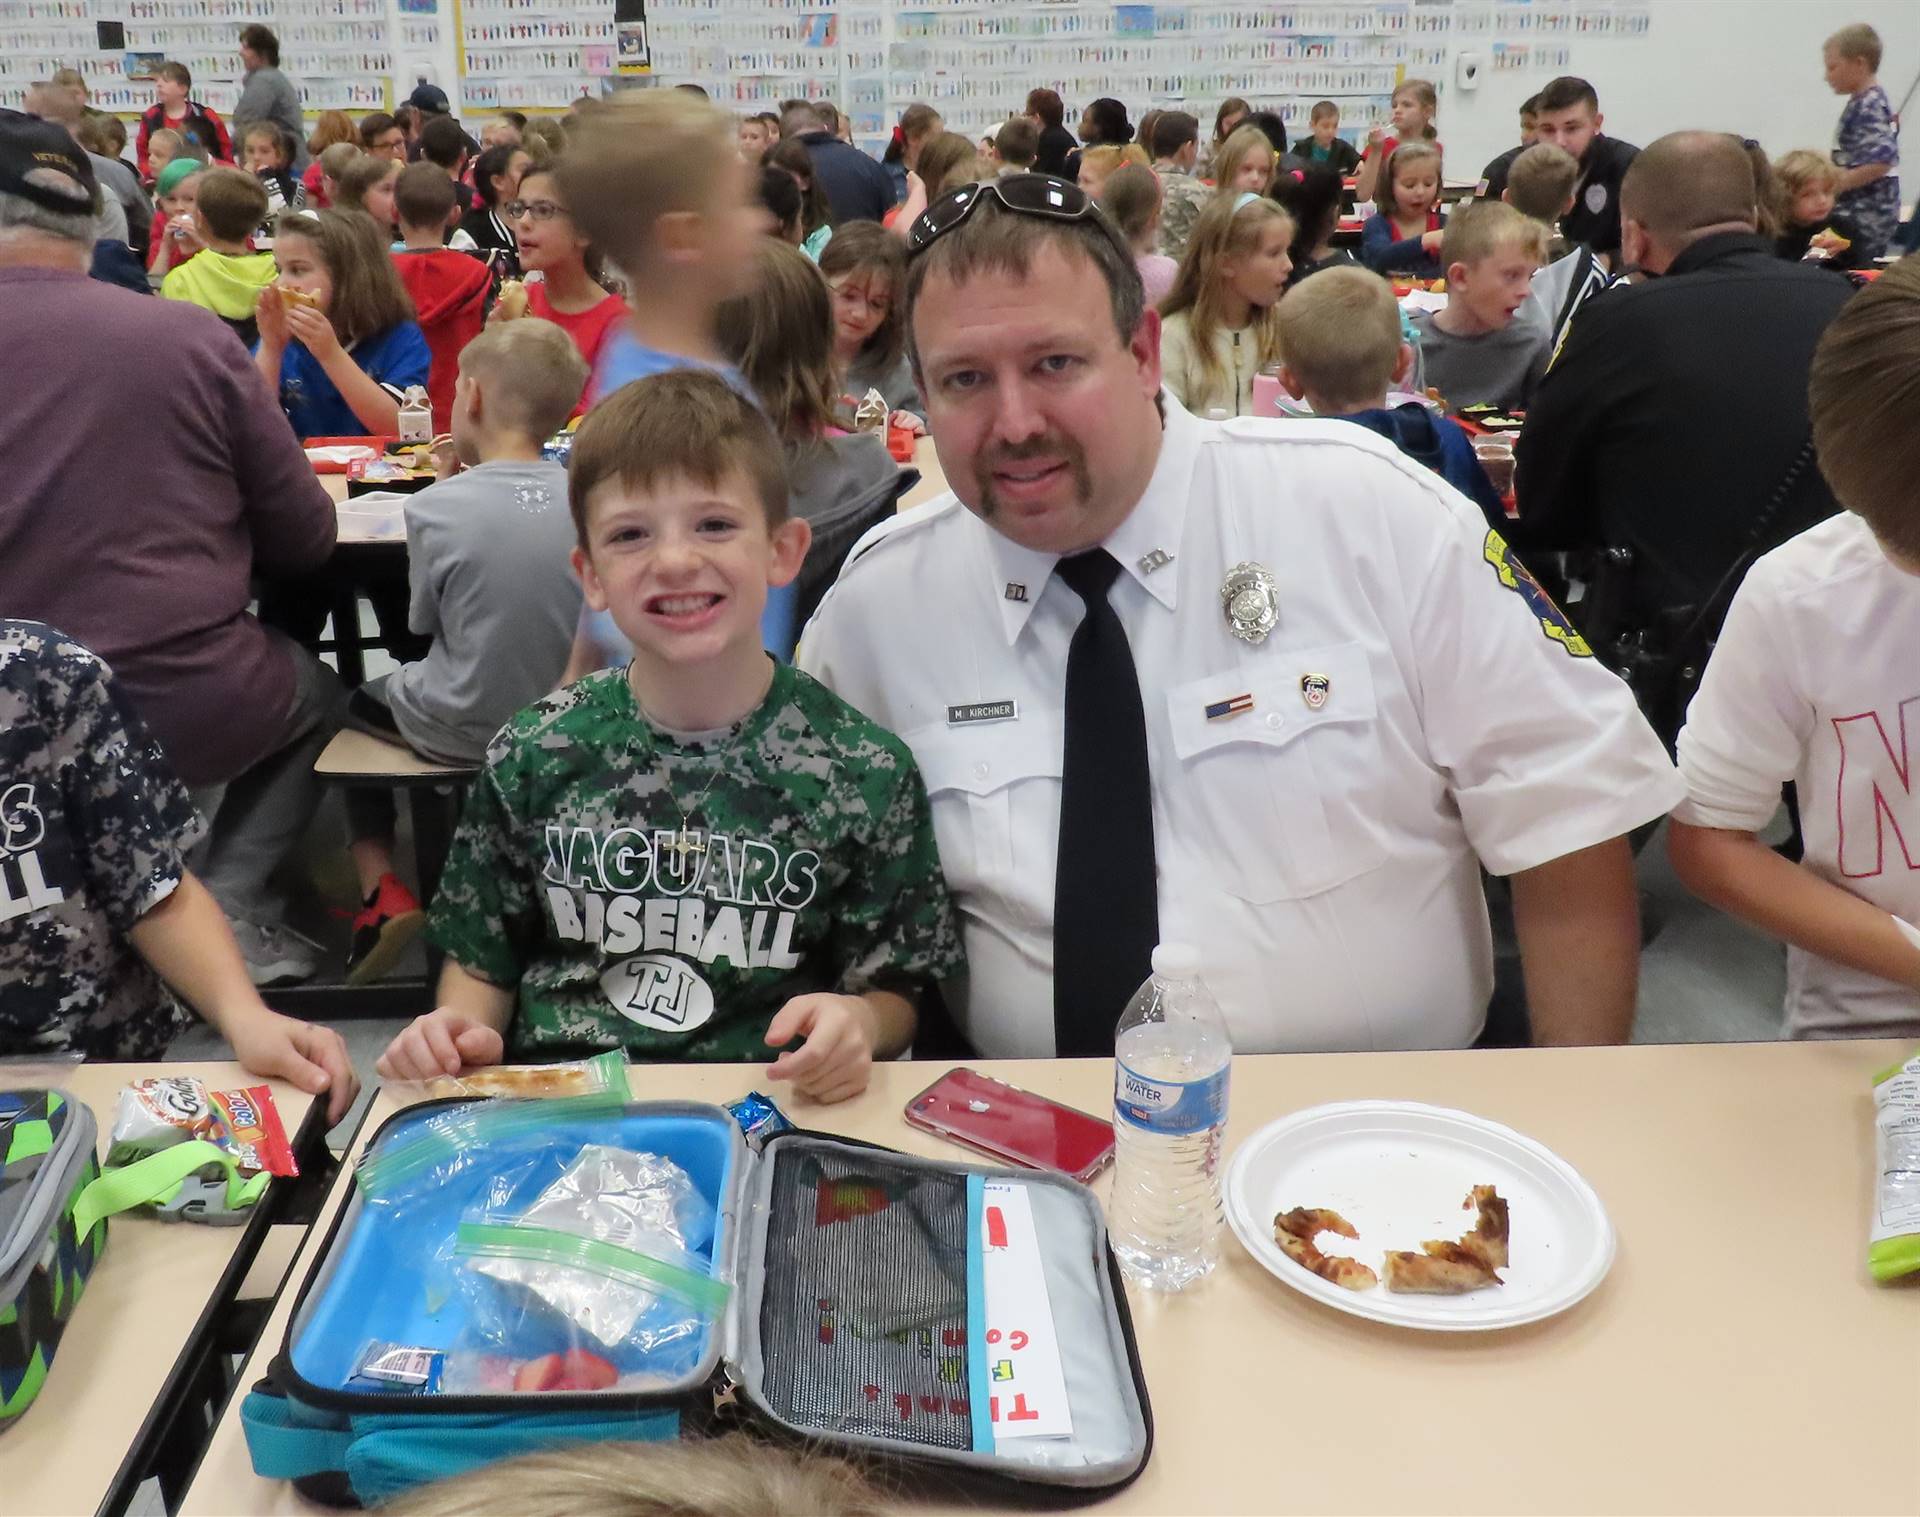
left=505, top=164, right=626, bottom=378
left=390, top=165, right=491, bottom=434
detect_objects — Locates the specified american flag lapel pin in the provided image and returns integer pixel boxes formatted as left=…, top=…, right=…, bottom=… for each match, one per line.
left=1205, top=693, right=1255, bottom=721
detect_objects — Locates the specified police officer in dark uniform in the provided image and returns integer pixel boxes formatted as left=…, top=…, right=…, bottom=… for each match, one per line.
left=1512, top=131, right=1856, bottom=741
left=1480, top=77, right=1638, bottom=265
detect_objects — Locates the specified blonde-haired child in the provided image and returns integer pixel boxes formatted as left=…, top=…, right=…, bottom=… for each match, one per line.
left=1211, top=123, right=1278, bottom=195
left=1772, top=148, right=1870, bottom=270
left=1074, top=142, right=1149, bottom=198
left=1158, top=192, right=1294, bottom=416
left=1354, top=77, right=1441, bottom=205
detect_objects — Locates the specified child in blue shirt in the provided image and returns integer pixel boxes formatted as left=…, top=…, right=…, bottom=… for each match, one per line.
left=1273, top=264, right=1507, bottom=525
left=1823, top=24, right=1901, bottom=259
left=254, top=208, right=429, bottom=437
left=1361, top=140, right=1446, bottom=279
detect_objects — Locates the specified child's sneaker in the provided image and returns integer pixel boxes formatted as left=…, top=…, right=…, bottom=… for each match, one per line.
left=346, top=874, right=426, bottom=984
left=231, top=916, right=321, bottom=987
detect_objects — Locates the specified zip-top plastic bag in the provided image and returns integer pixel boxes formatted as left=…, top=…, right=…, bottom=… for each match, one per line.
left=1870, top=1049, right=1920, bottom=1282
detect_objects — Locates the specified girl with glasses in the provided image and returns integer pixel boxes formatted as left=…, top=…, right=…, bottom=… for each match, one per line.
left=495, top=166, right=626, bottom=377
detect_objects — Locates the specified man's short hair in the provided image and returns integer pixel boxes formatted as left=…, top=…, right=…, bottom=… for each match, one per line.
left=1505, top=143, right=1579, bottom=222
left=394, top=160, right=457, bottom=229
left=754, top=111, right=780, bottom=131
left=0, top=188, right=94, bottom=247
left=779, top=102, right=824, bottom=137
left=1535, top=76, right=1598, bottom=114
left=1810, top=253, right=1920, bottom=560
left=1309, top=100, right=1338, bottom=122
left=1271, top=265, right=1402, bottom=413
left=1149, top=110, right=1200, bottom=162
left=157, top=61, right=192, bottom=89
left=239, top=24, right=280, bottom=65
left=1620, top=130, right=1758, bottom=244
left=419, top=114, right=466, bottom=170
left=1520, top=91, right=1544, bottom=118
left=993, top=116, right=1039, bottom=167
left=1025, top=88, right=1065, bottom=128
left=1826, top=22, right=1882, bottom=70
left=193, top=165, right=269, bottom=240
left=1441, top=198, right=1547, bottom=271
left=558, top=91, right=736, bottom=275
left=358, top=111, right=399, bottom=149
left=25, top=80, right=82, bottom=126
left=813, top=101, right=841, bottom=133
left=903, top=190, right=1143, bottom=376
left=458, top=319, right=588, bottom=442
left=567, top=368, right=788, bottom=548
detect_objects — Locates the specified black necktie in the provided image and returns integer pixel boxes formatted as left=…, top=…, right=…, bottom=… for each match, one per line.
left=1052, top=549, right=1158, bottom=1057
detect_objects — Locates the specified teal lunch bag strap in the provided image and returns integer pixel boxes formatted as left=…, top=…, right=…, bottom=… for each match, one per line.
left=239, top=1389, right=355, bottom=1480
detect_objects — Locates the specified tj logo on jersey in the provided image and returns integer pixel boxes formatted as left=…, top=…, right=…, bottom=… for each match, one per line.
left=1834, top=696, right=1920, bottom=879
left=0, top=782, right=65, bottom=924
left=542, top=824, right=822, bottom=1032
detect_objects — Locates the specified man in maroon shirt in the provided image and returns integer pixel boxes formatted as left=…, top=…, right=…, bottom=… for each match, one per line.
left=0, top=115, right=342, bottom=983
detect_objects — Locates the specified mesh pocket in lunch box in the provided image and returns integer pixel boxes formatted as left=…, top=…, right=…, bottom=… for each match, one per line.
left=757, top=1148, right=974, bottom=1451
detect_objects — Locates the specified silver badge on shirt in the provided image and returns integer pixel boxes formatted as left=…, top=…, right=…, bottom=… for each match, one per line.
left=1004, top=582, right=1029, bottom=602
left=1221, top=561, right=1280, bottom=644
left=1137, top=548, right=1175, bottom=575
left=1300, top=673, right=1331, bottom=710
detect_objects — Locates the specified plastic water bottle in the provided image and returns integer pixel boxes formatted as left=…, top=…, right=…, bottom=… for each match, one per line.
left=1108, top=943, right=1232, bottom=1291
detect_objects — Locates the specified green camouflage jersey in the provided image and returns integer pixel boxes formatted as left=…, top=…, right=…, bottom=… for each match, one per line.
left=429, top=661, right=965, bottom=1061
left=0, top=620, right=203, bottom=1059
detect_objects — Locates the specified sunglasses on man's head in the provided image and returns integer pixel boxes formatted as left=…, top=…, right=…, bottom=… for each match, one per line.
left=907, top=172, right=1117, bottom=257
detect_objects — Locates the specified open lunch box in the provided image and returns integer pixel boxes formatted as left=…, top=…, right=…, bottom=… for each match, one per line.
left=241, top=1089, right=1152, bottom=1506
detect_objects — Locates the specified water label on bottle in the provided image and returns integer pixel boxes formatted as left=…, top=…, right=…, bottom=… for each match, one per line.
left=1114, top=1062, right=1229, bottom=1135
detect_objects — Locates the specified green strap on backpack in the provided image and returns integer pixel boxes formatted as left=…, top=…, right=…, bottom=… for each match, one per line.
left=69, top=1140, right=271, bottom=1241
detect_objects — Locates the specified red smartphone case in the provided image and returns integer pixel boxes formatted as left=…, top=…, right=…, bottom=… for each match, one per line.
left=904, top=1068, right=1115, bottom=1183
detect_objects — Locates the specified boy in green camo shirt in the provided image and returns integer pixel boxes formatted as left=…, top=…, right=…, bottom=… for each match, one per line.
left=378, top=371, right=962, bottom=1103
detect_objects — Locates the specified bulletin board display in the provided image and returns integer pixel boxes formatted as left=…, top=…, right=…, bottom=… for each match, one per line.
left=637, top=0, right=1653, bottom=157
left=0, top=0, right=419, bottom=115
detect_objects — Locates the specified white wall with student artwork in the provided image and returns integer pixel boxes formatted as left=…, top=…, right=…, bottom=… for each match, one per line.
left=1438, top=0, right=1920, bottom=192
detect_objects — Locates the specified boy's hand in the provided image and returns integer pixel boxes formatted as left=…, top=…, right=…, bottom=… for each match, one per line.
left=376, top=1009, right=506, bottom=1083
left=764, top=994, right=879, bottom=1104
left=285, top=301, right=342, bottom=360
left=226, top=1008, right=361, bottom=1124
left=256, top=285, right=291, bottom=350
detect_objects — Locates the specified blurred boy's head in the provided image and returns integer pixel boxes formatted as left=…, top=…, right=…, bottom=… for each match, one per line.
left=1309, top=100, right=1339, bottom=147
left=451, top=319, right=587, bottom=463
left=1823, top=23, right=1881, bottom=93
left=191, top=165, right=269, bottom=246
left=558, top=92, right=762, bottom=297
left=993, top=116, right=1039, bottom=170
left=1504, top=142, right=1579, bottom=224
left=1774, top=149, right=1842, bottom=228
left=1441, top=200, right=1547, bottom=331
left=242, top=122, right=289, bottom=174
left=738, top=114, right=772, bottom=160
left=1148, top=110, right=1199, bottom=170
left=1271, top=265, right=1411, bottom=415
left=1809, top=253, right=1920, bottom=569
left=565, top=370, right=809, bottom=670
left=394, top=160, right=459, bottom=241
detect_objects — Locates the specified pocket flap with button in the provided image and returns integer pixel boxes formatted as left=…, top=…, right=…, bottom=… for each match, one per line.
left=1166, top=641, right=1376, bottom=763
left=909, top=710, right=1063, bottom=797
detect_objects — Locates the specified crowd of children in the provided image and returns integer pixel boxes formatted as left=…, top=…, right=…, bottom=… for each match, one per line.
left=5, top=17, right=1915, bottom=1103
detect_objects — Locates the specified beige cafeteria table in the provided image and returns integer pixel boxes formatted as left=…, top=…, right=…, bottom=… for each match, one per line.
left=181, top=1040, right=1917, bottom=1516
left=0, top=1062, right=320, bottom=1517
left=322, top=436, right=950, bottom=540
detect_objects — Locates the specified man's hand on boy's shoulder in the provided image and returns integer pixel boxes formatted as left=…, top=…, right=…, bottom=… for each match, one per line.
left=764, top=990, right=908, bottom=1106
left=376, top=1006, right=507, bottom=1083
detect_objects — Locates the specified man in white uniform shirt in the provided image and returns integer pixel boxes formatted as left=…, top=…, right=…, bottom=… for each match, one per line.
left=800, top=176, right=1683, bottom=1058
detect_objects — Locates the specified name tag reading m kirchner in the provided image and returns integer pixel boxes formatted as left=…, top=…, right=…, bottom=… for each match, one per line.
left=947, top=700, right=1019, bottom=726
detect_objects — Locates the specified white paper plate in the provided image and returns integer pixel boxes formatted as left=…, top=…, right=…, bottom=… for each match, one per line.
left=1224, top=1100, right=1614, bottom=1332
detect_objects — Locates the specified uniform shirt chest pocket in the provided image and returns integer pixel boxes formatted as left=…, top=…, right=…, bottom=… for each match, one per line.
left=1165, top=641, right=1386, bottom=902
left=908, top=712, right=1062, bottom=898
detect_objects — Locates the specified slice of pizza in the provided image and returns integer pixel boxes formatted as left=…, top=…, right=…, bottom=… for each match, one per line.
left=1274, top=1207, right=1379, bottom=1291
left=1462, top=1184, right=1509, bottom=1269
left=1382, top=1239, right=1503, bottom=1294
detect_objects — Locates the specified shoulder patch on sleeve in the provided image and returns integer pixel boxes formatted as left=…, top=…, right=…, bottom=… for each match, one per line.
left=1483, top=526, right=1592, bottom=658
